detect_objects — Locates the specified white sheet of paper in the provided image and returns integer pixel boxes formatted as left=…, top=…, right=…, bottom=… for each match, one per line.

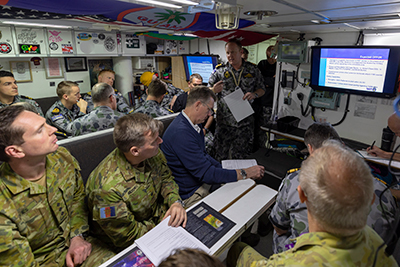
left=221, top=159, right=257, bottom=170
left=223, top=89, right=254, bottom=122
left=357, top=150, right=400, bottom=169
left=135, top=216, right=210, bottom=266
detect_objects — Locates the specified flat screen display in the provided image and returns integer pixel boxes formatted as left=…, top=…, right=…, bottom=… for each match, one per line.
left=310, top=46, right=400, bottom=98
left=183, top=55, right=218, bottom=84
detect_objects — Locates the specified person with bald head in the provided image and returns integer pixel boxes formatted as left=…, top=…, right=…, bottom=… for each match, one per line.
left=227, top=141, right=397, bottom=267
left=71, top=82, right=124, bottom=136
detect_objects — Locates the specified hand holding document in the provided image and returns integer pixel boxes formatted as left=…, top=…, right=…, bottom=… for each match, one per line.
left=223, top=89, right=254, bottom=123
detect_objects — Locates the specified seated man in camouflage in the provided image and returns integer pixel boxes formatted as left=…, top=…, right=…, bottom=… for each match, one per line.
left=228, top=141, right=397, bottom=267
left=134, top=78, right=173, bottom=118
left=71, top=83, right=124, bottom=136
left=268, top=123, right=398, bottom=253
left=84, top=69, right=132, bottom=114
left=0, top=70, right=43, bottom=116
left=0, top=105, right=115, bottom=266
left=86, top=113, right=186, bottom=252
left=45, top=81, right=87, bottom=136
left=140, top=71, right=184, bottom=109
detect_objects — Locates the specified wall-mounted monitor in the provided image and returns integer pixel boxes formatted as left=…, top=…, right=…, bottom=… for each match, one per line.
left=310, top=46, right=400, bottom=98
left=277, top=41, right=311, bottom=64
left=183, top=55, right=218, bottom=84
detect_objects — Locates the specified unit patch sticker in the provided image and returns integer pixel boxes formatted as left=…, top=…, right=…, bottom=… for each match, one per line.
left=100, top=206, right=116, bottom=219
left=0, top=42, right=12, bottom=54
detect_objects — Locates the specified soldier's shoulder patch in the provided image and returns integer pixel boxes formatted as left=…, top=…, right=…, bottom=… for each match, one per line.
left=287, top=168, right=300, bottom=174
left=51, top=114, right=63, bottom=121
left=216, top=63, right=224, bottom=69
left=52, top=107, right=60, bottom=114
left=55, top=131, right=68, bottom=137
left=224, top=71, right=230, bottom=78
left=99, top=206, right=116, bottom=219
left=114, top=88, right=118, bottom=93
left=20, top=95, right=33, bottom=100
left=86, top=91, right=92, bottom=96
left=244, top=73, right=253, bottom=78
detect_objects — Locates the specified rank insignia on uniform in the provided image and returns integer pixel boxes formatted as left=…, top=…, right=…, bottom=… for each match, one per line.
left=224, top=71, right=230, bottom=78
left=52, top=108, right=60, bottom=113
left=245, top=73, right=253, bottom=78
left=100, top=206, right=116, bottom=219
left=51, top=114, right=63, bottom=121
left=21, top=95, right=33, bottom=100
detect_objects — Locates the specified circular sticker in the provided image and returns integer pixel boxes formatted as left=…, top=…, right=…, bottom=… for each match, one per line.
left=98, top=33, right=105, bottom=40
left=49, top=42, right=59, bottom=50
left=0, top=42, right=12, bottom=54
left=93, top=39, right=99, bottom=44
left=104, top=36, right=116, bottom=52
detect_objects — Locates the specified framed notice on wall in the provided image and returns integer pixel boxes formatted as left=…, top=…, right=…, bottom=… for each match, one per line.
left=10, top=61, right=32, bottom=82
left=44, top=58, right=64, bottom=78
left=64, top=57, right=88, bottom=72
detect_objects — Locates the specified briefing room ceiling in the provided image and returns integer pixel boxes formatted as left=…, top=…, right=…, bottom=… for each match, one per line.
left=0, top=0, right=400, bottom=40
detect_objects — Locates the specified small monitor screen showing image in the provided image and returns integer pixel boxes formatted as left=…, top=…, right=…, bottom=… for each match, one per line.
left=183, top=56, right=218, bottom=84
left=281, top=43, right=303, bottom=60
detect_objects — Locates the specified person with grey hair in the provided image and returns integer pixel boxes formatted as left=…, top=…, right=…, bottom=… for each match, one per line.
left=134, top=78, right=173, bottom=118
left=86, top=113, right=186, bottom=252
left=162, top=86, right=264, bottom=208
left=228, top=141, right=397, bottom=267
left=71, top=83, right=124, bottom=136
left=269, top=122, right=398, bottom=253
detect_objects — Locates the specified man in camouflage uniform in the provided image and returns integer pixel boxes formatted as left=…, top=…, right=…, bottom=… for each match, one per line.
left=71, top=83, right=124, bottom=136
left=45, top=81, right=88, bottom=136
left=0, top=70, right=43, bottom=116
left=0, top=106, right=115, bottom=266
left=140, top=71, right=184, bottom=109
left=84, top=69, right=133, bottom=114
left=86, top=113, right=186, bottom=252
left=269, top=123, right=398, bottom=253
left=134, top=78, right=173, bottom=118
left=208, top=40, right=265, bottom=162
left=228, top=141, right=398, bottom=267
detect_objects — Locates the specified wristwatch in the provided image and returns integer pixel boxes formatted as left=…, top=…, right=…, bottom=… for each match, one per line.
left=254, top=92, right=259, bottom=98
left=174, top=199, right=185, bottom=208
left=240, top=169, right=247, bottom=180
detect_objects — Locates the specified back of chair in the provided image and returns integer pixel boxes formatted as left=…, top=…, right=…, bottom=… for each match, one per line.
left=35, top=96, right=59, bottom=115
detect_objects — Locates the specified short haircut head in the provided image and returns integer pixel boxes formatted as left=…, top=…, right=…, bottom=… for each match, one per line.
left=159, top=248, right=224, bottom=267
left=0, top=70, right=14, bottom=79
left=242, top=47, right=249, bottom=55
left=225, top=39, right=242, bottom=50
left=148, top=78, right=167, bottom=98
left=92, top=83, right=114, bottom=104
left=11, top=102, right=38, bottom=113
left=0, top=106, right=26, bottom=162
left=189, top=73, right=203, bottom=83
left=186, top=86, right=216, bottom=107
left=98, top=69, right=115, bottom=77
left=56, top=81, right=78, bottom=99
left=113, top=113, right=164, bottom=153
left=304, top=122, right=342, bottom=149
left=299, top=140, right=374, bottom=236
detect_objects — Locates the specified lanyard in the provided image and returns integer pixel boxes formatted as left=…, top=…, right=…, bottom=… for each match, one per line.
left=229, top=67, right=244, bottom=88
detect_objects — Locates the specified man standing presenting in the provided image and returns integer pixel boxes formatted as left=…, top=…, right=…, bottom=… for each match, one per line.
left=0, top=70, right=43, bottom=116
left=46, top=81, right=87, bottom=136
left=85, top=69, right=132, bottom=114
left=162, top=86, right=264, bottom=207
left=86, top=113, right=186, bottom=251
left=71, top=83, right=124, bottom=136
left=208, top=40, right=265, bottom=161
left=0, top=106, right=114, bottom=266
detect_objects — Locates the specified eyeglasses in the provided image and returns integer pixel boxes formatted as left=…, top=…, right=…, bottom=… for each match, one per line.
left=201, top=101, right=215, bottom=116
left=109, top=93, right=118, bottom=98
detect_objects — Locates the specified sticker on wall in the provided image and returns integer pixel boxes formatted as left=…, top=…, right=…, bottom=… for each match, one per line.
left=104, top=36, right=116, bottom=52
left=19, top=44, right=40, bottom=54
left=62, top=44, right=73, bottom=54
left=93, top=39, right=99, bottom=44
left=77, top=33, right=92, bottom=41
left=49, top=30, right=63, bottom=43
left=49, top=42, right=59, bottom=50
left=17, top=29, right=38, bottom=44
left=98, top=33, right=105, bottom=40
left=92, top=33, right=98, bottom=38
left=0, top=43, right=12, bottom=54
left=126, top=35, right=140, bottom=49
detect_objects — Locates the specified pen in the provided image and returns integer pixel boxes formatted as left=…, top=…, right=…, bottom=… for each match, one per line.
left=370, top=140, right=376, bottom=149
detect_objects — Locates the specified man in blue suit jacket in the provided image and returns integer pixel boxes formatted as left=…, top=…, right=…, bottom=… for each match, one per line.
left=161, top=86, right=264, bottom=207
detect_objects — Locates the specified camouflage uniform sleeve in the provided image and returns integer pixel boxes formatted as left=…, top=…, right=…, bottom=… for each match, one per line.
left=116, top=95, right=133, bottom=114
left=157, top=151, right=181, bottom=206
left=207, top=67, right=221, bottom=87
left=67, top=151, right=89, bottom=238
left=49, top=109, right=74, bottom=135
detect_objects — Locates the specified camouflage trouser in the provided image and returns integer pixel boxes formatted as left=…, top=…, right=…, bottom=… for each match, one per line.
left=214, top=123, right=254, bottom=162
left=205, top=132, right=215, bottom=157
left=254, top=106, right=272, bottom=150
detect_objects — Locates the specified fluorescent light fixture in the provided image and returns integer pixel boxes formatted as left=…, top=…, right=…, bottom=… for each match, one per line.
left=170, top=0, right=199, bottom=5
left=1, top=21, right=72, bottom=29
left=135, top=0, right=182, bottom=8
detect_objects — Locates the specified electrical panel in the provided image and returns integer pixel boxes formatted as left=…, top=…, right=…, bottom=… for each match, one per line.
left=309, top=90, right=341, bottom=110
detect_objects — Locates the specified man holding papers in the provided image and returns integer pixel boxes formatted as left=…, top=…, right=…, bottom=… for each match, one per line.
left=208, top=40, right=265, bottom=162
left=161, top=86, right=264, bottom=208
left=86, top=113, right=186, bottom=251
